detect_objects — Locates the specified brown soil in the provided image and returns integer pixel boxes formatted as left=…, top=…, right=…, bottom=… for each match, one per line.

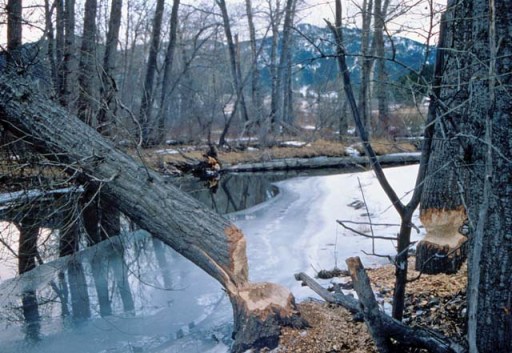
left=277, top=258, right=467, bottom=352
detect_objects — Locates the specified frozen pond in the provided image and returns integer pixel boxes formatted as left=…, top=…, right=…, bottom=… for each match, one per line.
left=0, top=165, right=424, bottom=353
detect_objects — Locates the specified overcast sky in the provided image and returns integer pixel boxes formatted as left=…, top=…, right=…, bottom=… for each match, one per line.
left=0, top=0, right=445, bottom=48
left=220, top=0, right=445, bottom=43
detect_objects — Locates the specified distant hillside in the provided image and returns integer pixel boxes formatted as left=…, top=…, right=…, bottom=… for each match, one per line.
left=249, top=23, right=435, bottom=91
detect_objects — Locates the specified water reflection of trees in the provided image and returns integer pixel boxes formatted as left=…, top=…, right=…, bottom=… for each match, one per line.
left=175, top=173, right=282, bottom=214
left=0, top=226, right=170, bottom=340
left=0, top=190, right=140, bottom=339
left=0, top=169, right=294, bottom=345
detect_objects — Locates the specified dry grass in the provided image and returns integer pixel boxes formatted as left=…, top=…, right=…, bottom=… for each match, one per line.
left=352, top=138, right=418, bottom=156
left=0, top=137, right=418, bottom=190
left=138, top=138, right=418, bottom=170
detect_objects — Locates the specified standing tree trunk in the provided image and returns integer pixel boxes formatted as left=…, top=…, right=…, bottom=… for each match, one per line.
left=0, top=72, right=305, bottom=353
left=245, top=0, right=263, bottom=123
left=358, top=0, right=374, bottom=136
left=6, top=0, right=23, bottom=66
left=268, top=0, right=282, bottom=142
left=44, top=0, right=58, bottom=91
left=59, top=0, right=76, bottom=108
left=274, top=0, right=296, bottom=132
left=283, top=0, right=297, bottom=125
left=138, top=0, right=165, bottom=146
left=55, top=0, right=65, bottom=97
left=415, top=10, right=468, bottom=275
left=373, top=0, right=390, bottom=136
left=415, top=140, right=468, bottom=274
left=333, top=0, right=349, bottom=139
left=216, top=0, right=250, bottom=145
left=438, top=0, right=512, bottom=351
left=97, top=0, right=122, bottom=136
left=77, top=0, right=98, bottom=126
left=155, top=0, right=180, bottom=145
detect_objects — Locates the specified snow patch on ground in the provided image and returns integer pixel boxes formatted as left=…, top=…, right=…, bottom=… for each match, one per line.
left=155, top=148, right=180, bottom=155
left=280, top=141, right=310, bottom=147
left=345, top=145, right=361, bottom=157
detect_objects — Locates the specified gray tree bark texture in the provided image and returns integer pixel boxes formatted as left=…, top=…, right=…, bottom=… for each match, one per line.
left=346, top=257, right=391, bottom=353
left=139, top=0, right=165, bottom=146
left=415, top=5, right=468, bottom=275
left=6, top=0, right=22, bottom=62
left=440, top=0, right=512, bottom=351
left=97, top=0, right=123, bottom=136
left=416, top=141, right=467, bottom=274
left=0, top=73, right=305, bottom=352
left=274, top=0, right=296, bottom=130
left=59, top=0, right=76, bottom=108
left=156, top=0, right=180, bottom=144
left=77, top=0, right=98, bottom=126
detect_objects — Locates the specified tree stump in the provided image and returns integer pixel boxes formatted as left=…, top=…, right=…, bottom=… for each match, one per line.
left=416, top=207, right=467, bottom=274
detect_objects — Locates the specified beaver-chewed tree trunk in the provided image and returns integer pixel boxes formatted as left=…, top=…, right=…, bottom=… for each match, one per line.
left=414, top=8, right=469, bottom=275
left=416, top=138, right=467, bottom=274
left=0, top=72, right=306, bottom=352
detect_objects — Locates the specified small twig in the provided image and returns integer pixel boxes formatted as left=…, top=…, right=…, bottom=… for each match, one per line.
left=336, top=220, right=396, bottom=240
left=357, top=177, right=376, bottom=253
left=338, top=220, right=402, bottom=227
left=361, top=250, right=391, bottom=258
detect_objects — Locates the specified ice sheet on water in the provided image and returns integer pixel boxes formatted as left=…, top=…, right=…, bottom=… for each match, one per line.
left=0, top=165, right=424, bottom=353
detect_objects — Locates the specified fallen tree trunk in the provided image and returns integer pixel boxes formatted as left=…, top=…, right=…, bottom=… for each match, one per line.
left=346, top=257, right=391, bottom=353
left=0, top=71, right=305, bottom=352
left=224, top=153, right=421, bottom=172
left=295, top=266, right=466, bottom=353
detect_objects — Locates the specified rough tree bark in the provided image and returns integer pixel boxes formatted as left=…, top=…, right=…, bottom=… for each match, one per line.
left=273, top=0, right=296, bottom=131
left=415, top=10, right=468, bottom=275
left=439, top=0, right=512, bottom=351
left=6, top=0, right=22, bottom=65
left=372, top=0, right=390, bottom=136
left=358, top=0, right=374, bottom=135
left=155, top=0, right=180, bottom=144
left=77, top=0, right=98, bottom=126
left=267, top=0, right=282, bottom=143
left=0, top=72, right=305, bottom=353
left=415, top=140, right=467, bottom=274
left=97, top=0, right=123, bottom=136
left=282, top=0, right=297, bottom=125
left=59, top=0, right=76, bottom=108
left=44, top=0, right=58, bottom=90
left=216, top=0, right=250, bottom=145
left=245, top=0, right=263, bottom=123
left=55, top=0, right=65, bottom=95
left=138, top=0, right=165, bottom=146
left=346, top=257, right=391, bottom=353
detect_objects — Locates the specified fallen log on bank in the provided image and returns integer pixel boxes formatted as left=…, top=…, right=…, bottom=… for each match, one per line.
left=0, top=71, right=306, bottom=352
left=295, top=258, right=467, bottom=353
left=224, top=153, right=421, bottom=172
